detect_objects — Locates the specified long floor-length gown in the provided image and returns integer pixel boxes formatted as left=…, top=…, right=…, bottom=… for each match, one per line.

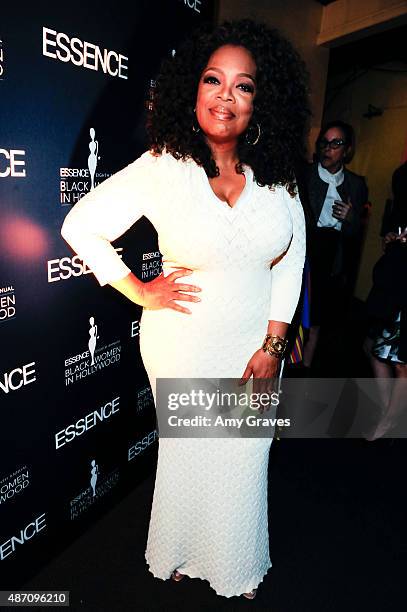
left=61, top=150, right=306, bottom=597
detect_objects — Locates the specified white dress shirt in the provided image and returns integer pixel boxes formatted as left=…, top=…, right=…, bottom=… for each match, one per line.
left=317, top=162, right=344, bottom=231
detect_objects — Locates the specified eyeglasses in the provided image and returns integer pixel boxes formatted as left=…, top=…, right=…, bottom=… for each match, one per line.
left=318, top=138, right=347, bottom=150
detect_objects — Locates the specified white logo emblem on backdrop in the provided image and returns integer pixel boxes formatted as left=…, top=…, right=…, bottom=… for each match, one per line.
left=88, top=316, right=99, bottom=365
left=88, top=128, right=99, bottom=191
left=59, top=127, right=111, bottom=206
left=69, top=458, right=119, bottom=520
left=90, top=459, right=99, bottom=497
left=0, top=37, right=4, bottom=79
left=64, top=316, right=121, bottom=386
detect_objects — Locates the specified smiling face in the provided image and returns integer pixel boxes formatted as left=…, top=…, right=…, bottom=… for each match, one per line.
left=318, top=126, right=350, bottom=174
left=195, top=44, right=256, bottom=146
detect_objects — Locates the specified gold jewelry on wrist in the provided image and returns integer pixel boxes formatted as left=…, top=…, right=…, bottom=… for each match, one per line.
left=262, top=334, right=288, bottom=358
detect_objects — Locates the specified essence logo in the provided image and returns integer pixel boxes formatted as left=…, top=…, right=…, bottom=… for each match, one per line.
left=47, top=248, right=123, bottom=282
left=0, top=37, right=4, bottom=79
left=0, top=285, right=16, bottom=322
left=0, top=513, right=46, bottom=561
left=182, top=0, right=202, bottom=13
left=131, top=320, right=139, bottom=338
left=43, top=27, right=128, bottom=79
left=60, top=167, right=89, bottom=204
left=55, top=396, right=120, bottom=449
left=141, top=251, right=162, bottom=280
left=0, top=362, right=36, bottom=394
left=142, top=251, right=160, bottom=260
left=0, top=149, right=26, bottom=178
left=128, top=430, right=158, bottom=461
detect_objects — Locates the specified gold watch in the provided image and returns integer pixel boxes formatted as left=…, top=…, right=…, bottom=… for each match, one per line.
left=262, top=334, right=288, bottom=358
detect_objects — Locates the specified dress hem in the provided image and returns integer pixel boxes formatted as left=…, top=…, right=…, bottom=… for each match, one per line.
left=145, top=553, right=272, bottom=598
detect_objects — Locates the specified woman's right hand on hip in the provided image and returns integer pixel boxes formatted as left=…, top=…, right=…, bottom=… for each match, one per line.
left=141, top=268, right=201, bottom=314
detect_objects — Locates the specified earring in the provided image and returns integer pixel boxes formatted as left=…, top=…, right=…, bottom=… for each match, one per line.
left=245, top=123, right=261, bottom=146
left=192, top=107, right=200, bottom=133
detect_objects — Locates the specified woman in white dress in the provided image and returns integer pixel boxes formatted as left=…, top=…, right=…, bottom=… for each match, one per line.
left=61, top=20, right=309, bottom=599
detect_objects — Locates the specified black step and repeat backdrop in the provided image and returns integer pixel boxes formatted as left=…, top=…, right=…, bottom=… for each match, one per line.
left=1, top=0, right=214, bottom=587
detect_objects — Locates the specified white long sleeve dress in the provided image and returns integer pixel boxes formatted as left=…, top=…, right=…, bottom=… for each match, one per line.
left=61, top=150, right=306, bottom=598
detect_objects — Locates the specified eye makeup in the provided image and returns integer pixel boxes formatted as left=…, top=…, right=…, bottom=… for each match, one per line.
left=202, top=74, right=255, bottom=93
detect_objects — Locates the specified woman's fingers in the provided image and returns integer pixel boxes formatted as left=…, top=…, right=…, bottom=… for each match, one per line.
left=172, top=283, right=201, bottom=292
left=253, top=376, right=270, bottom=396
left=166, top=268, right=193, bottom=281
left=168, top=302, right=192, bottom=314
left=172, top=293, right=201, bottom=302
left=239, top=364, right=252, bottom=386
left=166, top=270, right=202, bottom=299
left=144, top=268, right=202, bottom=313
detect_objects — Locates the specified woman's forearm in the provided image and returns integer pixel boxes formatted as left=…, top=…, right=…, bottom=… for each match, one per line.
left=266, top=320, right=289, bottom=338
left=109, top=272, right=146, bottom=306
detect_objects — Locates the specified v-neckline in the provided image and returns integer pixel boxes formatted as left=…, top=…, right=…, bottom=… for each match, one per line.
left=200, top=164, right=253, bottom=211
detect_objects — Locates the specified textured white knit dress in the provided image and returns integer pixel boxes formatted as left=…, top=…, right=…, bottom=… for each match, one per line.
left=61, top=150, right=306, bottom=598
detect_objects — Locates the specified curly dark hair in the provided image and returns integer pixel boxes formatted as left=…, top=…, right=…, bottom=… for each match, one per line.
left=147, top=19, right=311, bottom=197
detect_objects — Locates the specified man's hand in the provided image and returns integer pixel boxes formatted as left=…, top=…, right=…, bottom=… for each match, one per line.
left=332, top=197, right=353, bottom=222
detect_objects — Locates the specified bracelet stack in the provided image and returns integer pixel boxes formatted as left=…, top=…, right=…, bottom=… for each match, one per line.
left=262, top=334, right=288, bottom=358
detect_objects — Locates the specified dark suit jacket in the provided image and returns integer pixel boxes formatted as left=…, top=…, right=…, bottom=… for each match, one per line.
left=306, top=162, right=368, bottom=278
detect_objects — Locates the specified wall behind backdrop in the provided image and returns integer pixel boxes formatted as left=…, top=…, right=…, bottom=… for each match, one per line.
left=324, top=55, right=407, bottom=300
left=0, top=0, right=214, bottom=588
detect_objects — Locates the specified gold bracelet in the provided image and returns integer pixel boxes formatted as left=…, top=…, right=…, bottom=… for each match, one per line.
left=262, top=334, right=288, bottom=358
